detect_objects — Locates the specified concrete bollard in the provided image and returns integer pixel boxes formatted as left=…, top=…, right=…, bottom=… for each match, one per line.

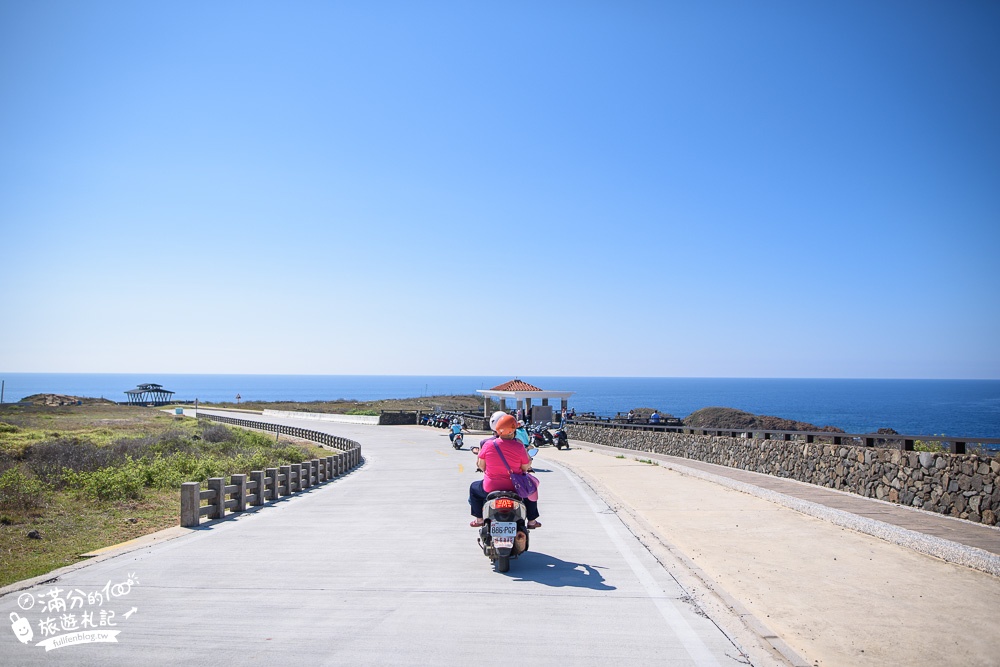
left=181, top=482, right=201, bottom=527
left=232, top=474, right=247, bottom=512
left=279, top=466, right=291, bottom=496
left=250, top=471, right=265, bottom=506
left=207, top=478, right=225, bottom=520
left=266, top=468, right=278, bottom=501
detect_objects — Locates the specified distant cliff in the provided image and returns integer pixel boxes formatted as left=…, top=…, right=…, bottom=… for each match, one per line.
left=683, top=407, right=844, bottom=433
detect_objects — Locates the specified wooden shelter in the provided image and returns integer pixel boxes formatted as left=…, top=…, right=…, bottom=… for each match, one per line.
left=125, top=383, right=175, bottom=406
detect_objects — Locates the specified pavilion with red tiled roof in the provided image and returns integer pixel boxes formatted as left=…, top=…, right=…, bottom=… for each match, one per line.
left=476, top=379, right=574, bottom=421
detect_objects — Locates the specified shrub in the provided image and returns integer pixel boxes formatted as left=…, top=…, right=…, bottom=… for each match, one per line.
left=62, top=457, right=146, bottom=502
left=201, top=424, right=233, bottom=443
left=914, top=439, right=945, bottom=453
left=0, top=468, right=48, bottom=511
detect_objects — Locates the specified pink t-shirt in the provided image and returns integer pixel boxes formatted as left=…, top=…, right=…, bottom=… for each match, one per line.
left=479, top=437, right=532, bottom=493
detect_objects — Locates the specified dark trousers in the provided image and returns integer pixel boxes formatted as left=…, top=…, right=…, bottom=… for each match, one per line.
left=469, top=479, right=539, bottom=521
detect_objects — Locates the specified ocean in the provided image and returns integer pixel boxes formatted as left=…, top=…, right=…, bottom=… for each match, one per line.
left=2, top=373, right=999, bottom=439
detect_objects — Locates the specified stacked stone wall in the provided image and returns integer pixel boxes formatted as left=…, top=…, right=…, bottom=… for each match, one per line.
left=567, top=425, right=1000, bottom=526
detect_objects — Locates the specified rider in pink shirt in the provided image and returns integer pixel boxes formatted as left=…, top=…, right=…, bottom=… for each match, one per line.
left=479, top=436, right=532, bottom=493
left=469, top=413, right=541, bottom=529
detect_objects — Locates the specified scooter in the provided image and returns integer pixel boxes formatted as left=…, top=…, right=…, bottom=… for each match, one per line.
left=530, top=423, right=554, bottom=448
left=552, top=423, right=569, bottom=450
left=477, top=491, right=530, bottom=573
left=452, top=432, right=464, bottom=450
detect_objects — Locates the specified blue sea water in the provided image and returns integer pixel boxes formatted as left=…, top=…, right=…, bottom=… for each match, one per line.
left=1, top=373, right=999, bottom=438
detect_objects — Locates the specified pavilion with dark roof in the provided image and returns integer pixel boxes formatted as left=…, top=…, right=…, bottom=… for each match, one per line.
left=476, top=379, right=574, bottom=420
left=124, top=383, right=175, bottom=406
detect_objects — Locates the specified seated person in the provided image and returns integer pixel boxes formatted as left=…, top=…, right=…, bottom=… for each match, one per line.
left=468, top=414, right=541, bottom=529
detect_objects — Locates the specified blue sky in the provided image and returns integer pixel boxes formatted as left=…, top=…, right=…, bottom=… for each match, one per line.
left=1, top=1, right=998, bottom=379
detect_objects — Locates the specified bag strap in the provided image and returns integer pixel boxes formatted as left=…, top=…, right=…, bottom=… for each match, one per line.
left=490, top=439, right=516, bottom=478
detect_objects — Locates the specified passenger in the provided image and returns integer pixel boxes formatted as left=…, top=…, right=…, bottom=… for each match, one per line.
left=514, top=420, right=530, bottom=447
left=468, top=414, right=541, bottom=529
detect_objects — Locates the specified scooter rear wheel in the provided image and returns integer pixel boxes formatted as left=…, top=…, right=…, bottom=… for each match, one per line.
left=494, top=555, right=510, bottom=573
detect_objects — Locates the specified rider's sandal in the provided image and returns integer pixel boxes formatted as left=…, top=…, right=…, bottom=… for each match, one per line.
left=470, top=519, right=484, bottom=527
left=527, top=521, right=541, bottom=529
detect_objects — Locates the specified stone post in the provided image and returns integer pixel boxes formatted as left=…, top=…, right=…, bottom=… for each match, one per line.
left=250, top=471, right=265, bottom=506
left=266, top=468, right=278, bottom=501
left=181, top=482, right=200, bottom=527
left=207, top=477, right=225, bottom=520
left=232, top=474, right=247, bottom=512
left=279, top=466, right=291, bottom=496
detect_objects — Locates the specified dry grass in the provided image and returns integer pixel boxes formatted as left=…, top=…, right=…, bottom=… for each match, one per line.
left=0, top=490, right=177, bottom=587
left=205, top=394, right=485, bottom=414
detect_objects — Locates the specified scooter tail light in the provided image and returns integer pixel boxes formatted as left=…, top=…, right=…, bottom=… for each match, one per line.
left=493, top=497, right=516, bottom=510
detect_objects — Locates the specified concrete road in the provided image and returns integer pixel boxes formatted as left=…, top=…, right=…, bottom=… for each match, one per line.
left=0, top=416, right=772, bottom=666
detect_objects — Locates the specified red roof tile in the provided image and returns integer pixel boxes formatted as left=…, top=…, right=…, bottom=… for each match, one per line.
left=489, top=379, right=543, bottom=392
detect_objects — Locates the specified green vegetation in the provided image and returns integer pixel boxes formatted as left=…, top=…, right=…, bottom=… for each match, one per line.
left=913, top=438, right=946, bottom=453
left=0, top=403, right=329, bottom=587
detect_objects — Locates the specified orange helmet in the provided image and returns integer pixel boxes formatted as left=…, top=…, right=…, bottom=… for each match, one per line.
left=494, top=414, right=518, bottom=439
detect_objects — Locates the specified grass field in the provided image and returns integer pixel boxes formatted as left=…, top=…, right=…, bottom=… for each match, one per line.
left=0, top=403, right=330, bottom=588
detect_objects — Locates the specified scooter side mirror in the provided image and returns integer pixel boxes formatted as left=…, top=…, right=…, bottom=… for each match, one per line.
left=470, top=446, right=481, bottom=455
left=527, top=447, right=539, bottom=458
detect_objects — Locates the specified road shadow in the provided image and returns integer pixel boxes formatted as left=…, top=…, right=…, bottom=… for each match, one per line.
left=508, top=551, right=615, bottom=590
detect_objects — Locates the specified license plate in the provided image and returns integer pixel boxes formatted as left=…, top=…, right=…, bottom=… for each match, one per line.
left=490, top=521, right=517, bottom=538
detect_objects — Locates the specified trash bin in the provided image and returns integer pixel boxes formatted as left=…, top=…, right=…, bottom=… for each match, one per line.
left=175, top=408, right=184, bottom=415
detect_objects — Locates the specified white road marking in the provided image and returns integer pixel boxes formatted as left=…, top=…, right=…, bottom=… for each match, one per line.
left=553, top=460, right=721, bottom=666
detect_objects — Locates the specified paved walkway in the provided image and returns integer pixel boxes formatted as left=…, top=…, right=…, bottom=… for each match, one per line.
left=4, top=415, right=999, bottom=667
left=570, top=441, right=1000, bottom=568
left=546, top=441, right=1000, bottom=667
left=0, top=415, right=772, bottom=667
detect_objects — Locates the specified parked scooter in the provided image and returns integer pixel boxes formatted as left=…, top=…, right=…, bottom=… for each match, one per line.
left=552, top=422, right=569, bottom=450
left=529, top=423, right=554, bottom=449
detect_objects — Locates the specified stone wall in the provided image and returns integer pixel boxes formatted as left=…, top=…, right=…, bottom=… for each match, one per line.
left=379, top=411, right=419, bottom=426
left=567, top=424, right=1000, bottom=526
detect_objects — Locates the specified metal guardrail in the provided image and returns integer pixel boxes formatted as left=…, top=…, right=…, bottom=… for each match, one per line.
left=179, top=413, right=363, bottom=527
left=570, top=419, right=1000, bottom=455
